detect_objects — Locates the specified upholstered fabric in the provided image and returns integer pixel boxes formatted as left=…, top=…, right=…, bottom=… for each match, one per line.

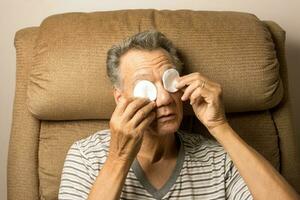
left=7, top=27, right=41, bottom=200
left=38, top=113, right=280, bottom=200
left=265, top=21, right=300, bottom=191
left=192, top=111, right=280, bottom=169
left=27, top=10, right=283, bottom=120
left=38, top=120, right=109, bottom=199
left=8, top=9, right=300, bottom=200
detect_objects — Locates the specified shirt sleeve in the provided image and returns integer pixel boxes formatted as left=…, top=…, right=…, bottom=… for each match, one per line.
left=224, top=153, right=253, bottom=200
left=58, top=142, right=94, bottom=200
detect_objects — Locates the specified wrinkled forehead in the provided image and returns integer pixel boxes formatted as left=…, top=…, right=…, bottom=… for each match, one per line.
left=119, top=49, right=175, bottom=84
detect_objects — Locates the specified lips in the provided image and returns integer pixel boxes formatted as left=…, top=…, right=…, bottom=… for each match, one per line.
left=157, top=113, right=176, bottom=122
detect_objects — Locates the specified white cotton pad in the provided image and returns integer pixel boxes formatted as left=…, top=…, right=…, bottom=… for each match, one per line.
left=133, top=80, right=157, bottom=101
left=162, top=68, right=180, bottom=93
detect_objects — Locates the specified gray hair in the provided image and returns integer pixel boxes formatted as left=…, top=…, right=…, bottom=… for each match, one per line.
left=106, top=29, right=183, bottom=88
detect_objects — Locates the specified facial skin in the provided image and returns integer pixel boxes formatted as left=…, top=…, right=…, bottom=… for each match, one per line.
left=114, top=48, right=183, bottom=136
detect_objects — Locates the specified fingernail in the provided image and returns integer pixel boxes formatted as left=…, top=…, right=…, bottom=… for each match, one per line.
left=120, top=97, right=127, bottom=103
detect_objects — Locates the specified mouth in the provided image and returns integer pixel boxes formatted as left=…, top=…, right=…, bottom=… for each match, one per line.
left=157, top=113, right=176, bottom=122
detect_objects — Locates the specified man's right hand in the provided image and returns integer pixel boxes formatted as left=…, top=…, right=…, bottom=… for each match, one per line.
left=108, top=97, right=156, bottom=163
left=88, top=98, right=156, bottom=200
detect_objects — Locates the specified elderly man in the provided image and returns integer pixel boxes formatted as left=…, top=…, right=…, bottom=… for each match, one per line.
left=58, top=30, right=299, bottom=200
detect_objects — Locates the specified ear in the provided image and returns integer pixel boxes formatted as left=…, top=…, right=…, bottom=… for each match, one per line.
left=113, top=87, right=123, bottom=104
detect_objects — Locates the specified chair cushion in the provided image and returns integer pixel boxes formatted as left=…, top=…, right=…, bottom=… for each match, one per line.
left=38, top=112, right=279, bottom=200
left=27, top=9, right=283, bottom=120
left=38, top=120, right=109, bottom=199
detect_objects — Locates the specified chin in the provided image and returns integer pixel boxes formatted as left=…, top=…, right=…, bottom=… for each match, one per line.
left=150, top=119, right=181, bottom=135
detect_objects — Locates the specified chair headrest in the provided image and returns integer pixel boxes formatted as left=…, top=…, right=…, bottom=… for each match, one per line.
left=27, top=10, right=283, bottom=120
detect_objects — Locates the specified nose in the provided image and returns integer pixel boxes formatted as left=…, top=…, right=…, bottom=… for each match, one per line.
left=155, top=83, right=173, bottom=107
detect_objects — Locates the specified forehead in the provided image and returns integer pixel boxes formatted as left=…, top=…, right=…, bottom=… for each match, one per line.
left=119, top=48, right=174, bottom=77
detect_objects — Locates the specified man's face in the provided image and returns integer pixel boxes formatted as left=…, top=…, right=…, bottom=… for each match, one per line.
left=116, top=48, right=183, bottom=135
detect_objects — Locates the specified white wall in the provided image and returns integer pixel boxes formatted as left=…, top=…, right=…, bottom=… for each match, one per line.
left=1, top=0, right=299, bottom=199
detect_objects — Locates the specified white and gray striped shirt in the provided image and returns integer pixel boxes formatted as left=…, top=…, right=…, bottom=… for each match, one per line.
left=59, top=129, right=253, bottom=200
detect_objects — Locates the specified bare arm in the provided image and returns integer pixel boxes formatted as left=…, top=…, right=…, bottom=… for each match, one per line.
left=209, top=122, right=300, bottom=200
left=88, top=156, right=131, bottom=200
left=176, top=72, right=299, bottom=200
left=87, top=98, right=156, bottom=200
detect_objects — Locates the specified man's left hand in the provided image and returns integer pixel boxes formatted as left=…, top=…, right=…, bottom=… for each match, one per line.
left=176, top=72, right=228, bottom=131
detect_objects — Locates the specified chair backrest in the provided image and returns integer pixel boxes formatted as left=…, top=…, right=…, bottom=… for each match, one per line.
left=8, top=9, right=300, bottom=200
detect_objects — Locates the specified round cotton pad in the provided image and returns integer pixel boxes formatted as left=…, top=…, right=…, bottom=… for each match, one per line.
left=133, top=80, right=157, bottom=101
left=162, top=68, right=180, bottom=92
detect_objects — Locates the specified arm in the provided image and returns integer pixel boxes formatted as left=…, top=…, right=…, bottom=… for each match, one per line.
left=87, top=98, right=156, bottom=200
left=59, top=142, right=132, bottom=200
left=176, top=72, right=299, bottom=200
left=88, top=156, right=131, bottom=200
left=59, top=98, right=156, bottom=200
left=209, top=122, right=300, bottom=200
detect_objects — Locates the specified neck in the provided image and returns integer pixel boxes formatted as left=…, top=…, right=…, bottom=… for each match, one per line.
left=137, top=129, right=179, bottom=164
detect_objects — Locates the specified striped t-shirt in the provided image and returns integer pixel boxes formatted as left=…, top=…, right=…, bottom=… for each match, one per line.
left=59, top=129, right=253, bottom=200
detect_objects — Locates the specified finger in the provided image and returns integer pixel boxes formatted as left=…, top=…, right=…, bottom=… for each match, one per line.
left=130, top=101, right=156, bottom=127
left=181, top=81, right=200, bottom=101
left=123, top=98, right=151, bottom=121
left=190, top=86, right=212, bottom=105
left=136, top=111, right=156, bottom=131
left=114, top=97, right=133, bottom=114
left=190, top=94, right=205, bottom=106
left=181, top=78, right=216, bottom=101
left=177, top=73, right=218, bottom=91
left=177, top=73, right=207, bottom=88
left=179, top=72, right=206, bottom=80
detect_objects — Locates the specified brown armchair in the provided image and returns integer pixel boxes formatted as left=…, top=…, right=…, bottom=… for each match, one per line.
left=7, top=9, right=300, bottom=200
